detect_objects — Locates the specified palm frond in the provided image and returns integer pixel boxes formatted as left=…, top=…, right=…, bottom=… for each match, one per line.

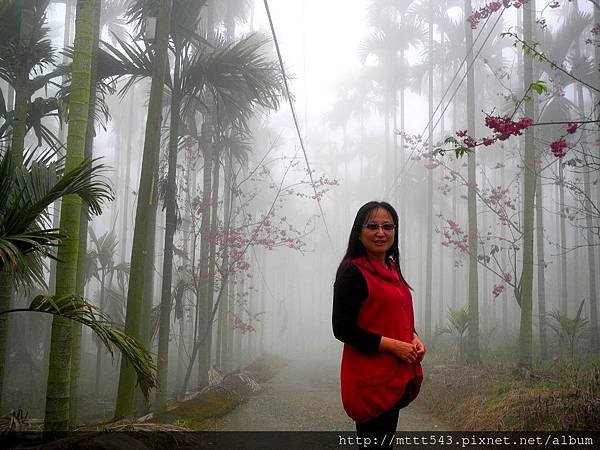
left=126, top=0, right=207, bottom=43
left=446, top=305, right=470, bottom=336
left=182, top=33, right=284, bottom=128
left=0, top=0, right=55, bottom=87
left=547, top=300, right=589, bottom=343
left=0, top=294, right=157, bottom=399
left=101, top=0, right=131, bottom=45
left=0, top=147, right=114, bottom=281
left=97, top=36, right=155, bottom=97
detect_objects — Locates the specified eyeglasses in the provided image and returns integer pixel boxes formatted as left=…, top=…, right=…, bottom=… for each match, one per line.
left=363, top=222, right=396, bottom=232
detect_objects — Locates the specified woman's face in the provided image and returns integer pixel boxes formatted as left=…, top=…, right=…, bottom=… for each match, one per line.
left=359, top=208, right=395, bottom=262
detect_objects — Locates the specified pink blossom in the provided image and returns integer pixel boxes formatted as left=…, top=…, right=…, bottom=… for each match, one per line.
left=550, top=138, right=568, bottom=158
left=484, top=115, right=533, bottom=141
left=492, top=284, right=505, bottom=297
left=463, top=136, right=478, bottom=148
left=468, top=0, right=529, bottom=29
left=566, top=122, right=578, bottom=134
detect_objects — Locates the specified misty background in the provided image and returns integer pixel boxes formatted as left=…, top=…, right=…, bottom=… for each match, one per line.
left=0, top=0, right=598, bottom=429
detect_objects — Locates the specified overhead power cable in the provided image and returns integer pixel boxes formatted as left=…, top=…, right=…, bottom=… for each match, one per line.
left=263, top=0, right=335, bottom=250
left=385, top=7, right=507, bottom=197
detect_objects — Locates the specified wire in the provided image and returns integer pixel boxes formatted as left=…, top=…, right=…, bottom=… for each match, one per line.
left=385, top=7, right=507, bottom=197
left=263, top=0, right=335, bottom=249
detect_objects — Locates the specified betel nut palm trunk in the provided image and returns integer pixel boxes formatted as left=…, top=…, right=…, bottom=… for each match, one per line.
left=44, top=0, right=98, bottom=431
left=115, top=0, right=172, bottom=418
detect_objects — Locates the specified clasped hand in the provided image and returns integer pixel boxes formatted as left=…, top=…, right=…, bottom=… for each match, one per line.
left=379, top=335, right=426, bottom=364
left=394, top=335, right=425, bottom=364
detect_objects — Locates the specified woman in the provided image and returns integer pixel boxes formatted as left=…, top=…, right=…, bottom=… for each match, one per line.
left=332, top=201, right=424, bottom=447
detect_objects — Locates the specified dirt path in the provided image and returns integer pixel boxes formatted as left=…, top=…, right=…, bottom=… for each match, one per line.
left=199, top=358, right=451, bottom=431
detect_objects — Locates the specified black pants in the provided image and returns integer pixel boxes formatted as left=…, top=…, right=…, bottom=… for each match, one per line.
left=355, top=401, right=402, bottom=449
left=354, top=382, right=416, bottom=449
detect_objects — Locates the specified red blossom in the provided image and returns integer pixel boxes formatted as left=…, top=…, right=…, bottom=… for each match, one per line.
left=463, top=136, right=478, bottom=148
left=233, top=316, right=256, bottom=334
left=566, top=122, right=578, bottom=134
left=484, top=115, right=533, bottom=140
left=492, top=285, right=505, bottom=297
left=467, top=0, right=529, bottom=29
left=550, top=138, right=568, bottom=158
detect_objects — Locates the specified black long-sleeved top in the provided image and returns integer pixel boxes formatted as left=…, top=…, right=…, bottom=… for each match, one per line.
left=332, top=263, right=382, bottom=355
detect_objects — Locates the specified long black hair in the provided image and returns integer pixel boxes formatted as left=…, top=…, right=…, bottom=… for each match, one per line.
left=336, top=201, right=411, bottom=289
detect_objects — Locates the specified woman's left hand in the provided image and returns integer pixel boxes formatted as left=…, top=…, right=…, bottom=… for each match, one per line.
left=412, top=334, right=426, bottom=362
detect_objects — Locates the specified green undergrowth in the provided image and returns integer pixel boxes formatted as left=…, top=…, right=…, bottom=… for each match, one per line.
left=154, top=354, right=287, bottom=430
left=420, top=345, right=600, bottom=431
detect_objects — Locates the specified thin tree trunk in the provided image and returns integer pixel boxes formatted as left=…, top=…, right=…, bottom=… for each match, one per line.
left=11, top=0, right=35, bottom=164
left=559, top=161, right=568, bottom=315
left=49, top=0, right=83, bottom=423
left=223, top=157, right=235, bottom=373
left=0, top=0, right=37, bottom=408
left=535, top=154, right=547, bottom=359
left=399, top=46, right=406, bottom=272
left=44, top=0, right=97, bottom=431
left=135, top=185, right=158, bottom=414
left=155, top=49, right=182, bottom=413
left=193, top=128, right=214, bottom=392
left=518, top=0, right=536, bottom=369
left=206, top=148, right=221, bottom=370
left=219, top=148, right=233, bottom=372
left=69, top=203, right=88, bottom=428
left=50, top=0, right=75, bottom=296
left=571, top=8, right=599, bottom=352
left=115, top=0, right=172, bottom=418
left=464, top=0, right=480, bottom=364
left=424, top=2, right=433, bottom=341
left=120, top=89, right=135, bottom=263
left=0, top=272, right=11, bottom=409
left=94, top=274, right=106, bottom=396
left=591, top=1, right=600, bottom=354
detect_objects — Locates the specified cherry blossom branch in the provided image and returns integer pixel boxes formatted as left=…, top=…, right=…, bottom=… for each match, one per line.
left=468, top=0, right=529, bottom=29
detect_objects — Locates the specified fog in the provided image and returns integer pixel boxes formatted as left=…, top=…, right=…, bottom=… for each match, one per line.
left=1, top=0, right=598, bottom=429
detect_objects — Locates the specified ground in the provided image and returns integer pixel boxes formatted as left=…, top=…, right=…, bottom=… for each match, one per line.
left=197, top=357, right=451, bottom=431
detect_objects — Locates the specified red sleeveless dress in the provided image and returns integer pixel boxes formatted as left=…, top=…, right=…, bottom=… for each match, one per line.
left=340, top=256, right=423, bottom=423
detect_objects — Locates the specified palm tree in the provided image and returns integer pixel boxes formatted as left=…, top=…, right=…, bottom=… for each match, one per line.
left=0, top=145, right=153, bottom=399
left=0, top=1, right=60, bottom=406
left=547, top=300, right=588, bottom=359
left=184, top=34, right=284, bottom=390
left=43, top=0, right=100, bottom=431
left=115, top=0, right=173, bottom=419
left=96, top=0, right=284, bottom=414
left=154, top=0, right=208, bottom=413
left=87, top=229, right=128, bottom=396
left=436, top=305, right=470, bottom=364
left=361, top=2, right=424, bottom=187
left=0, top=0, right=71, bottom=155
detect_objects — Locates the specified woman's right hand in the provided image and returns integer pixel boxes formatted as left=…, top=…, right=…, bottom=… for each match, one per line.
left=379, top=336, right=418, bottom=364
